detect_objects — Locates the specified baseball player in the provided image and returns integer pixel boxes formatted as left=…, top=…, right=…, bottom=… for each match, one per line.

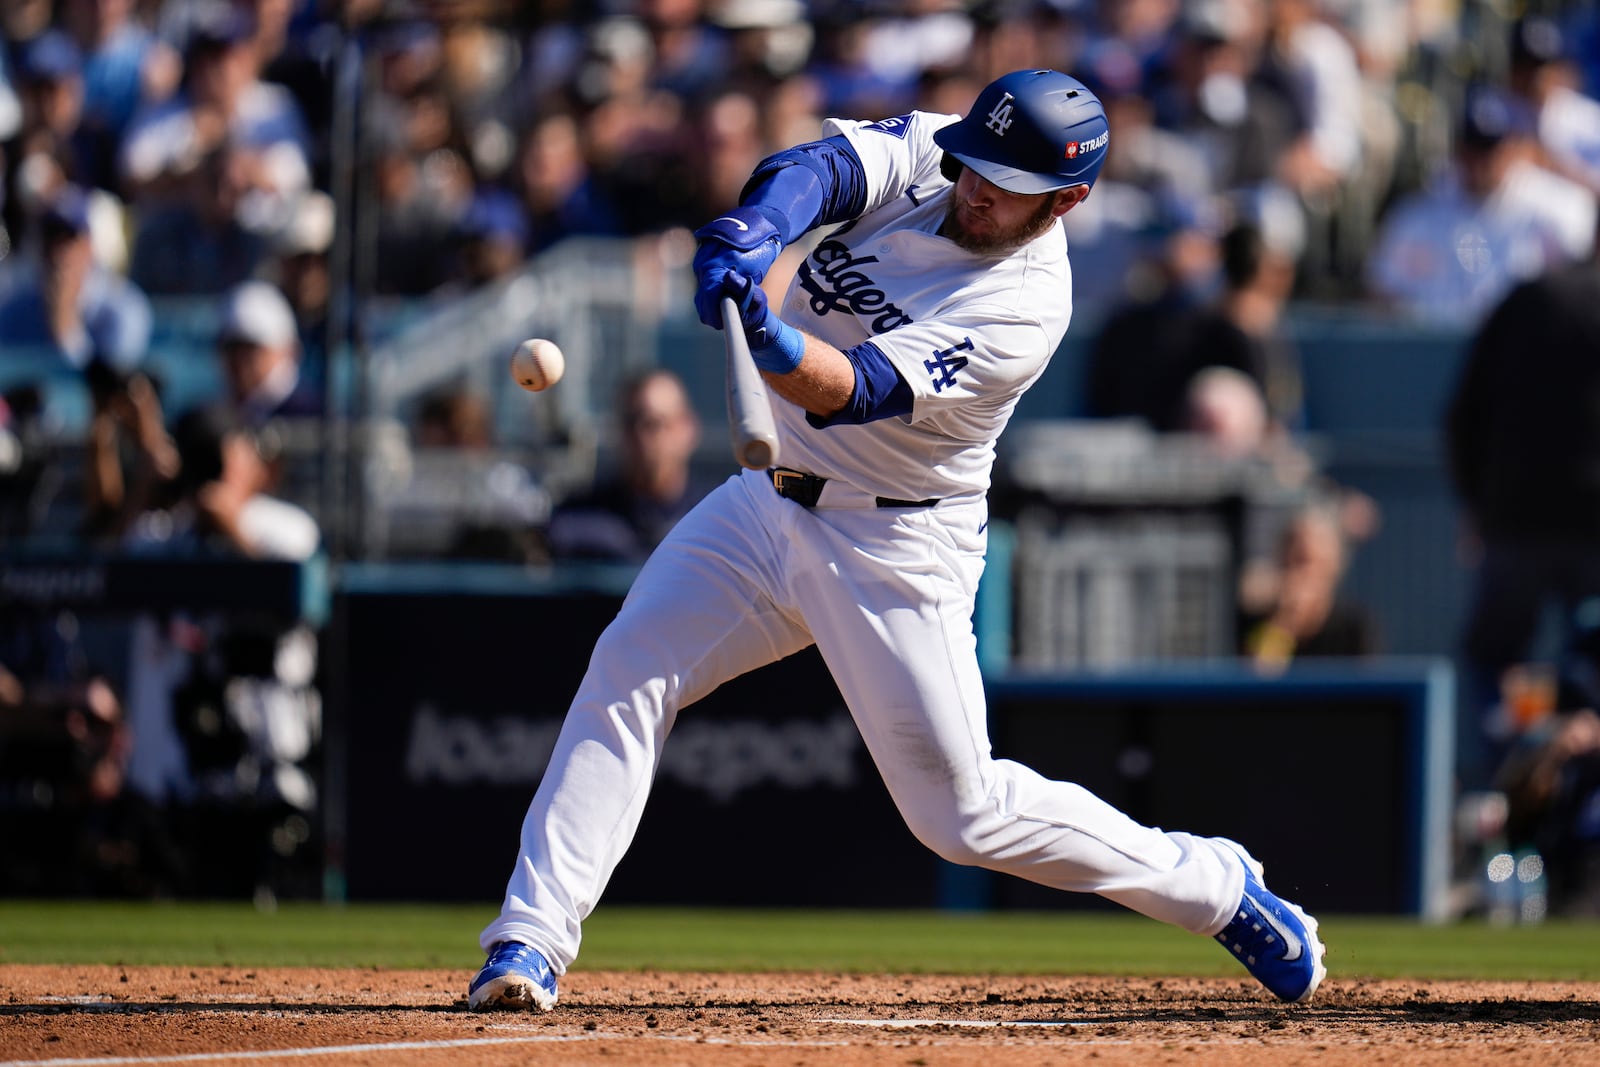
left=468, top=69, right=1326, bottom=1011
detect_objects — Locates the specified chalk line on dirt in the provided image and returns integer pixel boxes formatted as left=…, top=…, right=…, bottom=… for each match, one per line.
left=1, top=1035, right=602, bottom=1067
left=0, top=1028, right=860, bottom=1067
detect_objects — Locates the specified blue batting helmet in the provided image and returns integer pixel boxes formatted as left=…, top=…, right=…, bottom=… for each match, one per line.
left=933, top=69, right=1109, bottom=195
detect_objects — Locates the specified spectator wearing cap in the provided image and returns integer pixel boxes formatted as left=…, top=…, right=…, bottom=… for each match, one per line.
left=11, top=30, right=98, bottom=193
left=447, top=187, right=527, bottom=290
left=1367, top=85, right=1596, bottom=325
left=118, top=1, right=310, bottom=239
left=0, top=185, right=151, bottom=370
left=214, top=280, right=320, bottom=426
left=1507, top=14, right=1600, bottom=196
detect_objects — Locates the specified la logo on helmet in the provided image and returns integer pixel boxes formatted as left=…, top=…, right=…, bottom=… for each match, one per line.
left=985, top=93, right=1015, bottom=135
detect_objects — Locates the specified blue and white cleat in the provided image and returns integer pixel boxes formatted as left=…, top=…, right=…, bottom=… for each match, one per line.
left=1215, top=844, right=1327, bottom=1003
left=468, top=941, right=559, bottom=1011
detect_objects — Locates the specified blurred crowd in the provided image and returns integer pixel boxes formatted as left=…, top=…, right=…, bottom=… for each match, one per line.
left=0, top=0, right=1596, bottom=337
left=2, top=0, right=1596, bottom=561
left=3, top=0, right=1600, bottom=905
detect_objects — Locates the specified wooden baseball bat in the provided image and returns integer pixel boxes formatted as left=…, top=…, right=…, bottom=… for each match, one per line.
left=721, top=295, right=781, bottom=471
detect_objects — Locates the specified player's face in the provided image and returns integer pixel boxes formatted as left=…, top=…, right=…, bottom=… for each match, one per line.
left=939, top=168, right=1066, bottom=255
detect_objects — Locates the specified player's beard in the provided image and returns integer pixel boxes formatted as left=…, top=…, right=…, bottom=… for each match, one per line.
left=939, top=189, right=1061, bottom=255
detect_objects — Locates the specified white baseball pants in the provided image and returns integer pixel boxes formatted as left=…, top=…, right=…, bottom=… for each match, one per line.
left=481, top=468, right=1247, bottom=970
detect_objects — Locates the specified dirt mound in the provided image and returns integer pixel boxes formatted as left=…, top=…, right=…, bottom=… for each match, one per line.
left=3, top=966, right=1597, bottom=1065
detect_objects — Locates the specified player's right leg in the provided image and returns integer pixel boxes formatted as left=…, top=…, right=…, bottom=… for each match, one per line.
left=792, top=499, right=1325, bottom=1002
left=469, top=474, right=811, bottom=1010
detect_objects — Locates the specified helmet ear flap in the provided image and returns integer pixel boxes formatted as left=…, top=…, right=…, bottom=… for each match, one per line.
left=939, top=151, right=962, bottom=183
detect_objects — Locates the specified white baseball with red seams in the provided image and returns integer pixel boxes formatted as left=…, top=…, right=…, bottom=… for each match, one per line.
left=480, top=111, right=1257, bottom=979
left=511, top=338, right=565, bottom=392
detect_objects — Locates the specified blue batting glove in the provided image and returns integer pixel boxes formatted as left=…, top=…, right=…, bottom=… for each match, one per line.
left=692, top=205, right=784, bottom=329
left=725, top=272, right=806, bottom=374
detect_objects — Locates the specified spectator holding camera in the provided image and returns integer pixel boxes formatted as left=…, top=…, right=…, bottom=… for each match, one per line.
left=81, top=357, right=179, bottom=543
left=124, top=402, right=318, bottom=562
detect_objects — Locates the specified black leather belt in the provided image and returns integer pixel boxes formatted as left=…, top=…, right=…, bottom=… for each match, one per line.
left=769, top=468, right=940, bottom=509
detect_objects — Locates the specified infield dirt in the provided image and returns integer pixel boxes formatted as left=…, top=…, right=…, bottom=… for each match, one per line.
left=2, top=966, right=1598, bottom=1065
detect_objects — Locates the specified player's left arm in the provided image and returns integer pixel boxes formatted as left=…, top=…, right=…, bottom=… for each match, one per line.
left=693, top=113, right=951, bottom=331
left=692, top=137, right=868, bottom=330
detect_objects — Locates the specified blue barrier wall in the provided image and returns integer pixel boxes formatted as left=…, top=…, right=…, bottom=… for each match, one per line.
left=1290, top=311, right=1472, bottom=659
left=326, top=563, right=1455, bottom=915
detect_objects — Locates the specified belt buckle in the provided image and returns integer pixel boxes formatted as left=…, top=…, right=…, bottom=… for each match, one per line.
left=770, top=467, right=825, bottom=507
left=771, top=468, right=808, bottom=496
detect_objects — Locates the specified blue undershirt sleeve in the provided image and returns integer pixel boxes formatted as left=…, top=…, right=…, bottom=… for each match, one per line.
left=740, top=136, right=868, bottom=244
left=806, top=341, right=914, bottom=428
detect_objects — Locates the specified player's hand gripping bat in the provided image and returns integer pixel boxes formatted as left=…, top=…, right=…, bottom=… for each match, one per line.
left=721, top=295, right=780, bottom=470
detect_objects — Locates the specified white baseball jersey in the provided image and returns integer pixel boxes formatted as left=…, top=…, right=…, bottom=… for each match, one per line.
left=772, top=111, right=1075, bottom=504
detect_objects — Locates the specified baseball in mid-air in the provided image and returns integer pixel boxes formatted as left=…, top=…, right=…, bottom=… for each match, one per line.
left=511, top=338, right=565, bottom=392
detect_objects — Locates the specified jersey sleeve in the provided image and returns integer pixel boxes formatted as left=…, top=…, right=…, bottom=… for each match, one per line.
left=822, top=111, right=958, bottom=219
left=867, top=307, right=1054, bottom=422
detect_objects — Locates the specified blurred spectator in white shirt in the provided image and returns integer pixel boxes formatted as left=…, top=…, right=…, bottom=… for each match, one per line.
left=1507, top=14, right=1600, bottom=196
left=119, top=2, right=310, bottom=240
left=1368, top=85, right=1596, bottom=325
left=0, top=185, right=150, bottom=370
left=1265, top=0, right=1366, bottom=203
